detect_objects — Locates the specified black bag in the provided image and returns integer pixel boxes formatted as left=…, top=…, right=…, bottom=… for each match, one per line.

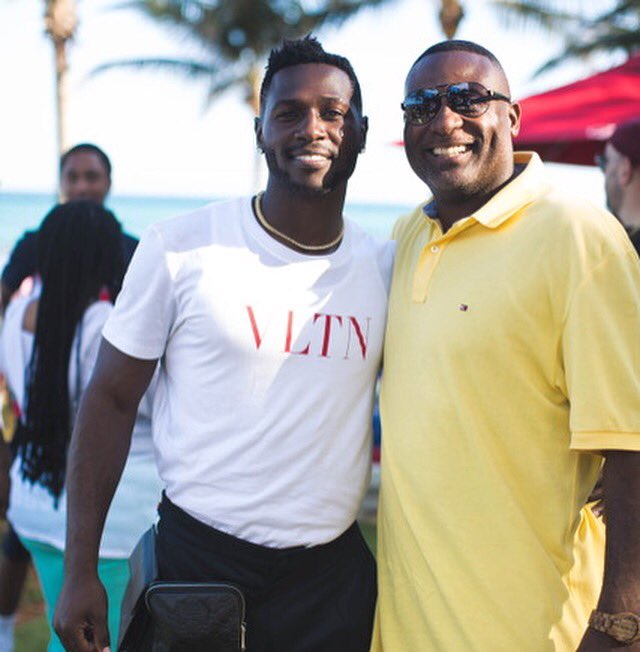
left=145, top=582, right=246, bottom=651
left=118, top=526, right=246, bottom=652
left=118, top=526, right=158, bottom=651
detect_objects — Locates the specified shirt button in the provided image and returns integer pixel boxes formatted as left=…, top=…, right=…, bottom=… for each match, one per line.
left=430, top=245, right=439, bottom=253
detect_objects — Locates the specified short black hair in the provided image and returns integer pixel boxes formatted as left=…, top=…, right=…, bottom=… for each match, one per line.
left=411, top=39, right=506, bottom=78
left=259, top=35, right=363, bottom=115
left=59, top=143, right=112, bottom=177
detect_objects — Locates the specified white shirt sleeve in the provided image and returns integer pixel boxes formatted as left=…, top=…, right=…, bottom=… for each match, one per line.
left=102, top=225, right=177, bottom=360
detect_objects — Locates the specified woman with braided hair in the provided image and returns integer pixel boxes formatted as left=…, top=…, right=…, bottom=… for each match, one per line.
left=0, top=200, right=161, bottom=651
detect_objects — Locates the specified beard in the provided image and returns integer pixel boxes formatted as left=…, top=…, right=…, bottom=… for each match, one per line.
left=262, top=147, right=357, bottom=196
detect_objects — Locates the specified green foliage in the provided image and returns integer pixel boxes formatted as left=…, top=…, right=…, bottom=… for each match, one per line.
left=15, top=616, right=49, bottom=652
left=490, top=0, right=640, bottom=74
left=98, top=0, right=395, bottom=110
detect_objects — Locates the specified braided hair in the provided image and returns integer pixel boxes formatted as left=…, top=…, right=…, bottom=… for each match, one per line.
left=17, top=200, right=125, bottom=502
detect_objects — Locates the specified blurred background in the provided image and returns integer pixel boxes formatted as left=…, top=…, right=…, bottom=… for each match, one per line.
left=1, top=1, right=637, bottom=240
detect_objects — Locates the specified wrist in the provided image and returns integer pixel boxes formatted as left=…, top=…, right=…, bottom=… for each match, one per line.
left=589, top=609, right=640, bottom=646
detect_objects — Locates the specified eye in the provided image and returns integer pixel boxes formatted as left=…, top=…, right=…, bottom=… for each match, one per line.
left=274, top=108, right=299, bottom=121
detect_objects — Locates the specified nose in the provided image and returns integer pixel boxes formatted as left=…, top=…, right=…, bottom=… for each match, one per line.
left=430, top=100, right=464, bottom=133
left=295, top=109, right=326, bottom=140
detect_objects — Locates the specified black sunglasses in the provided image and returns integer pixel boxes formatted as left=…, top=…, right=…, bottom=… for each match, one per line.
left=401, top=82, right=511, bottom=126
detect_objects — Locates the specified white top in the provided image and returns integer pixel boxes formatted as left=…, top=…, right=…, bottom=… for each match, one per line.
left=2, top=296, right=163, bottom=558
left=103, top=196, right=394, bottom=547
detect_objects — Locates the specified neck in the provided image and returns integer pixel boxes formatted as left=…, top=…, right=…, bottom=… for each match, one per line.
left=258, top=183, right=347, bottom=252
left=434, top=165, right=522, bottom=233
left=617, top=185, right=640, bottom=231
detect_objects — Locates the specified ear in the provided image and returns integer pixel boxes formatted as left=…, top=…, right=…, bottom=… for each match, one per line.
left=254, top=116, right=264, bottom=152
left=618, top=156, right=633, bottom=186
left=509, top=101, right=522, bottom=138
left=359, top=116, right=369, bottom=153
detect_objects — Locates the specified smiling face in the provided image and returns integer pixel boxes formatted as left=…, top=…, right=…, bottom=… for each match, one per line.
left=256, top=63, right=367, bottom=195
left=403, top=50, right=520, bottom=206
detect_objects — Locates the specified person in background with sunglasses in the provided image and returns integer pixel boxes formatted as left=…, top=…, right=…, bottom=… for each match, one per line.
left=596, top=119, right=640, bottom=253
left=372, top=40, right=640, bottom=652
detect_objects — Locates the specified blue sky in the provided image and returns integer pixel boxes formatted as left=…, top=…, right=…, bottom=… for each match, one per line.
left=0, top=0, right=619, bottom=205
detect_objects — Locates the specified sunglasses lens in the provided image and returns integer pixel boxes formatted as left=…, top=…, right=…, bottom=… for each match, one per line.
left=404, top=104, right=436, bottom=125
left=403, top=91, right=439, bottom=125
left=447, top=83, right=487, bottom=117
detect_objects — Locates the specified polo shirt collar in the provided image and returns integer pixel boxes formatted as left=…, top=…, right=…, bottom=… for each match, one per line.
left=422, top=152, right=549, bottom=230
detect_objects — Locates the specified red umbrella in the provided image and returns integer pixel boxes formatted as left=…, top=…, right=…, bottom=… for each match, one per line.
left=514, top=54, right=640, bottom=166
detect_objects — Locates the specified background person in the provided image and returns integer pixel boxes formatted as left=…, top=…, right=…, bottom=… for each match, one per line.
left=597, top=118, right=640, bottom=252
left=0, top=143, right=139, bottom=651
left=373, top=40, right=640, bottom=651
left=0, top=201, right=161, bottom=651
left=0, top=143, right=138, bottom=310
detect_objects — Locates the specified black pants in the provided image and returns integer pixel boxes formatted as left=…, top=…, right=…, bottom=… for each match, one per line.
left=156, top=495, right=376, bottom=652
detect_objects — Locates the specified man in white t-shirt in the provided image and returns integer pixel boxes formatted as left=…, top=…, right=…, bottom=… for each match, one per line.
left=54, top=36, right=393, bottom=652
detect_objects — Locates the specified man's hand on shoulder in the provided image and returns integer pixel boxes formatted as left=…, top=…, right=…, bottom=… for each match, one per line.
left=53, top=572, right=111, bottom=652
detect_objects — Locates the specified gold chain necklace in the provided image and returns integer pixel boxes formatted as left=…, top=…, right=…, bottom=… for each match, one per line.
left=252, top=192, right=344, bottom=252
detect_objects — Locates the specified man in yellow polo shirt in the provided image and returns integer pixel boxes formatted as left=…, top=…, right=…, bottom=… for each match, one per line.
left=372, top=40, right=640, bottom=651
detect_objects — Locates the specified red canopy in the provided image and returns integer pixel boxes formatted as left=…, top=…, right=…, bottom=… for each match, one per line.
left=514, top=54, right=640, bottom=166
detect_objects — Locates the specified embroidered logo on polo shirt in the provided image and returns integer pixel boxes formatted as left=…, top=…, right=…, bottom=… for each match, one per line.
left=459, top=304, right=469, bottom=312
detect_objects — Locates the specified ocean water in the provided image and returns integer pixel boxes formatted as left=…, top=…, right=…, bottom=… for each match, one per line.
left=0, top=192, right=412, bottom=264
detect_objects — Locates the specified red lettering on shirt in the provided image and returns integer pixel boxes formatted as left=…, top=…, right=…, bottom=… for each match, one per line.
left=246, top=305, right=371, bottom=359
left=314, top=313, right=343, bottom=357
left=246, top=306, right=264, bottom=349
left=344, top=316, right=371, bottom=360
left=285, top=310, right=311, bottom=355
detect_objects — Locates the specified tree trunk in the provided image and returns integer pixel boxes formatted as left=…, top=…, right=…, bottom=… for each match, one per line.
left=53, top=38, right=69, bottom=167
left=247, top=63, right=263, bottom=192
left=439, top=0, right=464, bottom=38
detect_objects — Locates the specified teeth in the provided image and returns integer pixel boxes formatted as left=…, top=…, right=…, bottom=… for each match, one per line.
left=296, top=154, right=328, bottom=162
left=431, top=145, right=470, bottom=156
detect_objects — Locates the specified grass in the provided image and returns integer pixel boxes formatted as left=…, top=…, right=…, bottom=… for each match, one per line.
left=0, top=550, right=49, bottom=651
left=360, top=519, right=377, bottom=556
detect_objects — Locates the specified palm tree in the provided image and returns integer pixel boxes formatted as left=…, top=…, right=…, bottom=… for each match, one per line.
left=491, top=0, right=640, bottom=73
left=439, top=0, right=464, bottom=38
left=44, top=0, right=77, bottom=159
left=97, top=0, right=465, bottom=116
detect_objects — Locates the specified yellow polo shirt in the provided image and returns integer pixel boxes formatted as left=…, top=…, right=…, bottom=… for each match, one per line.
left=372, top=153, right=640, bottom=651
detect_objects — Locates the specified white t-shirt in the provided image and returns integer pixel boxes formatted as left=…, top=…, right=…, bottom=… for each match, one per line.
left=2, top=296, right=163, bottom=558
left=103, top=197, right=394, bottom=547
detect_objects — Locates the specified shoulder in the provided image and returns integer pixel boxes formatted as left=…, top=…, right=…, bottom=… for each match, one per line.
left=391, top=203, right=430, bottom=242
left=344, top=220, right=396, bottom=289
left=526, top=187, right=634, bottom=259
left=150, top=197, right=248, bottom=253
left=2, top=230, right=38, bottom=285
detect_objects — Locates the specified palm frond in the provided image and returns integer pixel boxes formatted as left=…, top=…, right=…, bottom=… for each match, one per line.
left=489, top=0, right=584, bottom=33
left=92, top=57, right=216, bottom=78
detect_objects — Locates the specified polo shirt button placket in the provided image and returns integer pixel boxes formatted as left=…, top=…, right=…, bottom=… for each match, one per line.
left=412, top=240, right=446, bottom=303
